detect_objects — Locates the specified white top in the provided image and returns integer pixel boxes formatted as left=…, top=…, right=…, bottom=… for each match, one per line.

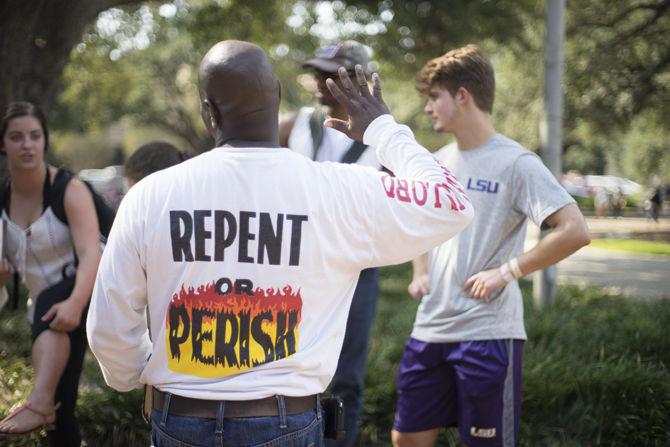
left=288, top=107, right=382, bottom=169
left=411, top=134, right=575, bottom=343
left=2, top=208, right=77, bottom=322
left=87, top=115, right=474, bottom=399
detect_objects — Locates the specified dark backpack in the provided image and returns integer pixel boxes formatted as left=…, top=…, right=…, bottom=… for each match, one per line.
left=49, top=169, right=116, bottom=241
left=0, top=168, right=115, bottom=310
left=0, top=168, right=115, bottom=241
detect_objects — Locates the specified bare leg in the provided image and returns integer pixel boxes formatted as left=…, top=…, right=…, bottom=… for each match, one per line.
left=0, top=329, right=69, bottom=433
left=392, top=428, right=440, bottom=447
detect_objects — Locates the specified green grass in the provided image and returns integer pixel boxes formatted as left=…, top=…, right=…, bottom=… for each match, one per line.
left=2, top=265, right=670, bottom=446
left=0, top=295, right=149, bottom=447
left=361, top=264, right=670, bottom=446
left=589, top=238, right=670, bottom=256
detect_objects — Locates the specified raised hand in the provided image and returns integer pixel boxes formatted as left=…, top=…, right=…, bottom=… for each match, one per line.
left=323, top=65, right=390, bottom=142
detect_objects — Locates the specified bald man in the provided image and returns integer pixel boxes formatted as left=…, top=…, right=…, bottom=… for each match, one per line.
left=87, top=40, right=474, bottom=447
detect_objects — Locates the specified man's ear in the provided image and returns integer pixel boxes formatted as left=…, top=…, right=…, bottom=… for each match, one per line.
left=456, top=87, right=469, bottom=104
left=200, top=98, right=211, bottom=132
left=203, top=98, right=221, bottom=130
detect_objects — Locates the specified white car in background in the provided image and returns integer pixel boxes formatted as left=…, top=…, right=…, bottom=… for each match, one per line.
left=561, top=173, right=642, bottom=197
left=79, top=165, right=126, bottom=211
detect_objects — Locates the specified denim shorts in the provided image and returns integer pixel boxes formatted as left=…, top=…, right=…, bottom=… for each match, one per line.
left=151, top=395, right=324, bottom=447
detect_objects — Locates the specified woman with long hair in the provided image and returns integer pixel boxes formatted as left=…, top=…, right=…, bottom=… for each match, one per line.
left=0, top=101, right=101, bottom=446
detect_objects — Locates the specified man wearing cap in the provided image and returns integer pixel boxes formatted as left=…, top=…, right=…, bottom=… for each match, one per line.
left=279, top=41, right=381, bottom=447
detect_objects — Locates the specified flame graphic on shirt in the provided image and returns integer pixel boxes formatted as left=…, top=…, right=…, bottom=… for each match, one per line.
left=165, top=281, right=302, bottom=378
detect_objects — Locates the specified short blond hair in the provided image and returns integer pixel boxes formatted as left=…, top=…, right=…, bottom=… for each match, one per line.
left=416, top=44, right=495, bottom=113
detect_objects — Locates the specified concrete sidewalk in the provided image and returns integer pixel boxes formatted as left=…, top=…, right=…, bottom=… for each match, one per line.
left=585, top=216, right=670, bottom=237
left=556, top=246, right=669, bottom=300
left=528, top=217, right=670, bottom=300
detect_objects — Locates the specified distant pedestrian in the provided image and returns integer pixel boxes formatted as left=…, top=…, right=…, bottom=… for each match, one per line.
left=611, top=188, right=626, bottom=218
left=594, top=188, right=609, bottom=218
left=649, top=186, right=663, bottom=222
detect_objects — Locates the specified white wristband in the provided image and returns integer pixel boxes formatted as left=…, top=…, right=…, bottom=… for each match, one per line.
left=509, top=257, right=523, bottom=279
left=499, top=262, right=514, bottom=283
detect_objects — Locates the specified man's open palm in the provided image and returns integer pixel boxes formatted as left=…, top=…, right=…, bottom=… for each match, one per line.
left=323, top=65, right=390, bottom=142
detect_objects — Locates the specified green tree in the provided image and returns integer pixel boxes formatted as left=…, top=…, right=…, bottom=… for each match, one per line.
left=621, top=112, right=670, bottom=184
left=321, top=0, right=539, bottom=74
left=53, top=0, right=669, bottom=180
left=0, top=0, right=142, bottom=113
left=562, top=0, right=670, bottom=177
left=281, top=0, right=543, bottom=150
left=58, top=0, right=320, bottom=153
left=566, top=0, right=670, bottom=131
left=55, top=0, right=545, bottom=156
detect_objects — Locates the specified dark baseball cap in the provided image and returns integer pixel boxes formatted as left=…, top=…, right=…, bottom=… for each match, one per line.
left=302, top=41, right=369, bottom=74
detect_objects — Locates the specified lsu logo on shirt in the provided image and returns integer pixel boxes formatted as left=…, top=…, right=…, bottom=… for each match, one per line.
left=466, top=178, right=499, bottom=194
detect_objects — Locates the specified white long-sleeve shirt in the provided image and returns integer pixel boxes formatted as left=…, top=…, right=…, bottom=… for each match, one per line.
left=87, top=115, right=473, bottom=399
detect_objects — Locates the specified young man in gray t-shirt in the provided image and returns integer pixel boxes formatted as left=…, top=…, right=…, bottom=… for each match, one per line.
left=391, top=45, right=591, bottom=447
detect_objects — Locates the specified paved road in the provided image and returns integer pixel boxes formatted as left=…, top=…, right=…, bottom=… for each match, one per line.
left=529, top=217, right=670, bottom=300
left=585, top=216, right=670, bottom=237
left=556, top=246, right=669, bottom=300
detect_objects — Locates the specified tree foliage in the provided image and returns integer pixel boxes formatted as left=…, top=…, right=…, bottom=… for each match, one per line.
left=620, top=112, right=670, bottom=183
left=340, top=0, right=539, bottom=69
left=58, top=0, right=320, bottom=152
left=565, top=0, right=670, bottom=131
left=0, top=0, right=142, bottom=113
left=47, top=0, right=670, bottom=180
left=57, top=0, right=543, bottom=153
left=561, top=0, right=670, bottom=179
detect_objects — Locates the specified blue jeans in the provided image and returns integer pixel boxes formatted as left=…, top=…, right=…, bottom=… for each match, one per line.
left=151, top=395, right=324, bottom=447
left=327, top=268, right=379, bottom=447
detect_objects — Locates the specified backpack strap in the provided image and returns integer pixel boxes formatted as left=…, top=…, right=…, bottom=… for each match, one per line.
left=308, top=109, right=325, bottom=161
left=42, top=168, right=115, bottom=242
left=49, top=169, right=75, bottom=226
left=0, top=167, right=52, bottom=216
left=340, top=140, right=369, bottom=164
left=309, top=108, right=371, bottom=165
left=0, top=176, right=9, bottom=214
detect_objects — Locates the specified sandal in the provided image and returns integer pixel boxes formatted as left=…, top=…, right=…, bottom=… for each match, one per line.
left=0, top=401, right=60, bottom=436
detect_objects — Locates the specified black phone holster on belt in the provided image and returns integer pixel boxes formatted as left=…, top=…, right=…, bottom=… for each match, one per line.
left=321, top=395, right=346, bottom=441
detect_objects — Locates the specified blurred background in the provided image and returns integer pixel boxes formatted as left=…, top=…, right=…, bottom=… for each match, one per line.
left=1, top=1, right=669, bottom=445
left=1, top=1, right=668, bottom=190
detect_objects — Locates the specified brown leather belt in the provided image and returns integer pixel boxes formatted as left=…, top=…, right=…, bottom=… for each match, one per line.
left=152, top=389, right=317, bottom=419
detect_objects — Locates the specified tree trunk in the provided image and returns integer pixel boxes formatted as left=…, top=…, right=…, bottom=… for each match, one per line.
left=0, top=0, right=141, bottom=115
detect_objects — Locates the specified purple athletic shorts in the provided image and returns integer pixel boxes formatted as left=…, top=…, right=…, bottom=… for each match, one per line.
left=393, top=338, right=524, bottom=447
